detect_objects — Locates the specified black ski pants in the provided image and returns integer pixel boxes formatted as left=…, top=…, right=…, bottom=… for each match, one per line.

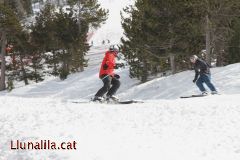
left=95, top=75, right=120, bottom=97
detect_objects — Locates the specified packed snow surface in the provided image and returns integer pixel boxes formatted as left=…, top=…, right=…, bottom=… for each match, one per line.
left=1, top=0, right=240, bottom=159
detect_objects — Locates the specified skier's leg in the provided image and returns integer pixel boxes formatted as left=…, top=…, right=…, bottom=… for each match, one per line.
left=196, top=76, right=206, bottom=92
left=95, top=76, right=112, bottom=97
left=203, top=74, right=217, bottom=92
left=106, top=77, right=120, bottom=97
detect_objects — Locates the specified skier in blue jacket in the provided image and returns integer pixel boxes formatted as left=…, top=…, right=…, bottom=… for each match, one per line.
left=190, top=55, right=218, bottom=95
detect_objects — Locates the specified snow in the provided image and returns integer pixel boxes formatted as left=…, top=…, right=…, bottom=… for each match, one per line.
left=1, top=44, right=240, bottom=159
left=0, top=0, right=240, bottom=159
left=1, top=94, right=240, bottom=160
left=89, top=0, right=135, bottom=46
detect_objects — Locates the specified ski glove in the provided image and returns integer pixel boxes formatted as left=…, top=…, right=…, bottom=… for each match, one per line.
left=115, top=63, right=124, bottom=69
left=103, top=64, right=108, bottom=70
left=114, top=74, right=120, bottom=79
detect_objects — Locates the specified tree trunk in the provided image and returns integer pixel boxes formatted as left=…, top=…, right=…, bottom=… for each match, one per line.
left=168, top=25, right=176, bottom=74
left=215, top=41, right=225, bottom=66
left=77, top=1, right=84, bottom=72
left=0, top=31, right=7, bottom=91
left=27, top=0, right=33, bottom=15
left=52, top=51, right=58, bottom=75
left=20, top=55, right=29, bottom=85
left=14, top=0, right=27, bottom=18
left=80, top=53, right=84, bottom=72
left=141, top=61, right=148, bottom=82
left=206, top=15, right=211, bottom=65
left=34, top=64, right=38, bottom=83
left=77, top=0, right=81, bottom=33
left=169, top=53, right=176, bottom=74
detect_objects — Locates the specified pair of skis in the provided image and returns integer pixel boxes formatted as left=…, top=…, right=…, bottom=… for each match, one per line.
left=72, top=99, right=143, bottom=104
left=72, top=94, right=219, bottom=104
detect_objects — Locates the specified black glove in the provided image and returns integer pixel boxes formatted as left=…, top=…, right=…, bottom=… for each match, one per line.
left=103, top=64, right=108, bottom=70
left=115, top=63, right=124, bottom=69
left=114, top=74, right=120, bottom=79
left=193, top=79, right=197, bottom=83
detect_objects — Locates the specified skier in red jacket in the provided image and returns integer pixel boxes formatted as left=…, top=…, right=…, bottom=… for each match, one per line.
left=93, top=45, right=121, bottom=102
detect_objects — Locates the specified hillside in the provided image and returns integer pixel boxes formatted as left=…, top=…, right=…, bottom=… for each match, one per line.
left=1, top=45, right=240, bottom=100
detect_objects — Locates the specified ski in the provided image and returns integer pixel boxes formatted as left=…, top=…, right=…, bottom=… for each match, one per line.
left=71, top=100, right=143, bottom=104
left=115, top=100, right=144, bottom=104
left=180, top=94, right=208, bottom=98
left=180, top=93, right=221, bottom=98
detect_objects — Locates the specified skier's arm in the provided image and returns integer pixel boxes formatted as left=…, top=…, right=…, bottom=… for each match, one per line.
left=193, top=70, right=199, bottom=83
left=114, top=63, right=124, bottom=69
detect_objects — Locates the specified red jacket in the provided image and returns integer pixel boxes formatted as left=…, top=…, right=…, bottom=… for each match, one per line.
left=99, top=51, right=117, bottom=78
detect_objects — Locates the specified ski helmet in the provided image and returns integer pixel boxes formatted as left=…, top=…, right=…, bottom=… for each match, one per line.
left=109, top=45, right=119, bottom=52
left=190, top=55, right=198, bottom=60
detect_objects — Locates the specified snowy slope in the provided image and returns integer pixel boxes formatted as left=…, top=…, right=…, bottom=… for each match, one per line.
left=2, top=50, right=240, bottom=101
left=1, top=0, right=240, bottom=159
left=120, top=63, right=240, bottom=100
left=0, top=43, right=240, bottom=159
left=1, top=94, right=240, bottom=160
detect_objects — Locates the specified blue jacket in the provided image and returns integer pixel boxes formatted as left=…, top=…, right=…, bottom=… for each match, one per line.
left=193, top=58, right=210, bottom=81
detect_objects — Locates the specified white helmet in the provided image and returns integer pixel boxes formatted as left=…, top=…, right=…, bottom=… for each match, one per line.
left=109, top=45, right=119, bottom=52
left=190, top=55, right=198, bottom=60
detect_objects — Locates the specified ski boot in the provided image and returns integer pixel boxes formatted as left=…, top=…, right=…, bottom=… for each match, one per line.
left=92, top=96, right=105, bottom=102
left=106, top=95, right=119, bottom=103
left=202, top=91, right=208, bottom=96
left=211, top=91, right=219, bottom=95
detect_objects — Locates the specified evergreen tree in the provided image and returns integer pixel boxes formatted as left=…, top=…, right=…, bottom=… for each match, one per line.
left=0, top=4, right=22, bottom=90
left=0, top=0, right=33, bottom=91
left=191, top=0, right=240, bottom=65
left=67, top=0, right=108, bottom=71
left=31, top=2, right=107, bottom=80
left=228, top=18, right=240, bottom=64
left=122, top=0, right=240, bottom=82
left=121, top=0, right=204, bottom=82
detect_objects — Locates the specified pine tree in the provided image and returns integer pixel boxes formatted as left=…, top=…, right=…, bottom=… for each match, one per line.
left=194, top=0, right=240, bottom=65
left=67, top=0, right=108, bottom=71
left=121, top=0, right=204, bottom=82
left=31, top=2, right=107, bottom=80
left=122, top=0, right=240, bottom=82
left=0, top=4, right=22, bottom=90
left=228, top=18, right=240, bottom=64
left=0, top=0, right=33, bottom=90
